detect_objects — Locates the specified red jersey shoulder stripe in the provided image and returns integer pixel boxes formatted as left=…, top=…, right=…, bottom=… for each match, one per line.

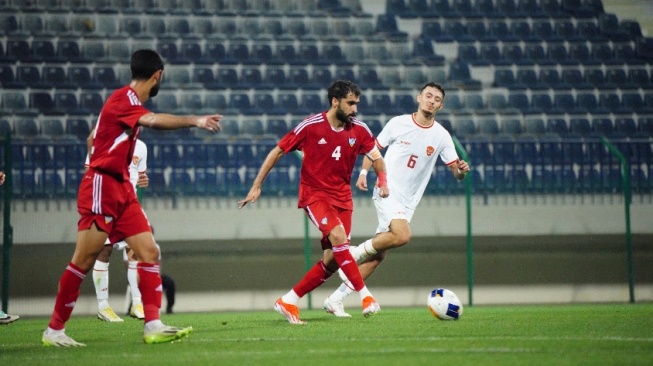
left=127, top=89, right=141, bottom=106
left=293, top=113, right=324, bottom=134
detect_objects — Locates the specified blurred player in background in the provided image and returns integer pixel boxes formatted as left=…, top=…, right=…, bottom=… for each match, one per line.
left=323, top=82, right=470, bottom=317
left=42, top=49, right=221, bottom=347
left=90, top=138, right=148, bottom=322
left=239, top=80, right=389, bottom=324
left=0, top=171, right=19, bottom=325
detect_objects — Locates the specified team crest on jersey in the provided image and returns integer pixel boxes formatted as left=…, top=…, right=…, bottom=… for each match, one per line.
left=426, top=146, right=435, bottom=156
left=348, top=137, right=356, bottom=147
left=132, top=156, right=139, bottom=165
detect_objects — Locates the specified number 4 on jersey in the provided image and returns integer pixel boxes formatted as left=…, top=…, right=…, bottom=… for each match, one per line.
left=332, top=146, right=341, bottom=160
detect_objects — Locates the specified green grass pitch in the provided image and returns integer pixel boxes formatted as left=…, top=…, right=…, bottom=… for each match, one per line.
left=1, top=304, right=652, bottom=365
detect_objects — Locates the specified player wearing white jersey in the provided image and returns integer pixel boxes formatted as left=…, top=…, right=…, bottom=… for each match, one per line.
left=323, top=82, right=471, bottom=317
left=90, top=139, right=149, bottom=322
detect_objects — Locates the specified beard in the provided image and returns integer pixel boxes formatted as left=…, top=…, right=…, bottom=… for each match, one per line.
left=336, top=108, right=355, bottom=126
left=149, top=82, right=160, bottom=98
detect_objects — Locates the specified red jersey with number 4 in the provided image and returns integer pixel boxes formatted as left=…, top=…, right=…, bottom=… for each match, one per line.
left=278, top=112, right=376, bottom=210
left=89, top=86, right=150, bottom=181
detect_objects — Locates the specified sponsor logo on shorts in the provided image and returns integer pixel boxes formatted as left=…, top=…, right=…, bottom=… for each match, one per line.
left=321, top=217, right=328, bottom=225
left=104, top=216, right=113, bottom=224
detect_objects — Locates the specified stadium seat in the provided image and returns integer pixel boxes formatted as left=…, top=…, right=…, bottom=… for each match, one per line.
left=530, top=94, right=553, bottom=114
left=598, top=93, right=622, bottom=113
left=614, top=117, right=638, bottom=137
left=547, top=118, right=569, bottom=136
left=576, top=93, right=604, bottom=114
left=569, top=117, right=592, bottom=136
left=276, top=94, right=300, bottom=115
left=266, top=118, right=288, bottom=137
left=66, top=118, right=91, bottom=141
left=591, top=118, right=615, bottom=137
left=561, top=68, right=592, bottom=90
left=30, top=39, right=57, bottom=63
left=53, top=92, right=80, bottom=115
left=14, top=118, right=39, bottom=138
left=41, top=118, right=65, bottom=138
left=29, top=92, right=58, bottom=115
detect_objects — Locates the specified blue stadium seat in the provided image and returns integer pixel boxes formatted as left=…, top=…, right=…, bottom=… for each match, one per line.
left=374, top=14, right=408, bottom=40
left=14, top=65, right=40, bottom=89
left=93, top=66, right=120, bottom=89
left=54, top=92, right=83, bottom=115
left=576, top=93, right=604, bottom=114
left=493, top=69, right=516, bottom=88
left=510, top=20, right=534, bottom=42
left=547, top=43, right=575, bottom=65
left=507, top=92, right=530, bottom=113
left=487, top=93, right=508, bottom=112
left=569, top=117, right=592, bottom=136
left=239, top=67, right=263, bottom=89
left=584, top=68, right=606, bottom=89
left=561, top=68, right=592, bottom=90
left=29, top=92, right=58, bottom=115
left=523, top=117, right=546, bottom=135
left=30, top=39, right=57, bottom=63
left=547, top=118, right=569, bottom=136
left=66, top=118, right=90, bottom=141
left=591, top=118, right=615, bottom=137
left=553, top=94, right=577, bottom=114
left=276, top=93, right=300, bottom=115
left=41, top=118, right=65, bottom=138
left=14, top=118, right=39, bottom=138
left=68, top=66, right=97, bottom=89
left=266, top=118, right=288, bottom=137
left=598, top=93, right=622, bottom=113
left=530, top=94, right=553, bottom=114
left=614, top=117, right=638, bottom=137
left=569, top=42, right=596, bottom=65
left=79, top=92, right=104, bottom=115
left=287, top=68, right=311, bottom=89
left=229, top=94, right=251, bottom=114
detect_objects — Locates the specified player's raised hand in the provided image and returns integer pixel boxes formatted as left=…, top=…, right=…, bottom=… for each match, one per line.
left=197, top=115, right=222, bottom=132
left=238, top=186, right=261, bottom=209
left=355, top=174, right=368, bottom=191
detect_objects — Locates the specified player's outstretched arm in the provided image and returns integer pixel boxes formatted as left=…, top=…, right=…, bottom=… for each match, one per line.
left=238, top=146, right=285, bottom=208
left=139, top=113, right=222, bottom=132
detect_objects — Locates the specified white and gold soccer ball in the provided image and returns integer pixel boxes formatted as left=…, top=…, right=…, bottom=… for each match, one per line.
left=428, top=288, right=463, bottom=320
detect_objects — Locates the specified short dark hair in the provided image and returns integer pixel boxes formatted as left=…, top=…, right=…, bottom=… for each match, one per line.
left=130, top=49, right=164, bottom=81
left=327, top=80, right=361, bottom=105
left=420, top=82, right=445, bottom=98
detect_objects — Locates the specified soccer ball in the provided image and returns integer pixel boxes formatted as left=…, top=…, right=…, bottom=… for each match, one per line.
left=428, top=288, right=463, bottom=320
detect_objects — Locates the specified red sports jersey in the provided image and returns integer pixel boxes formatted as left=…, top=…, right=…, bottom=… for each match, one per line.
left=278, top=112, right=376, bottom=210
left=89, top=86, right=149, bottom=181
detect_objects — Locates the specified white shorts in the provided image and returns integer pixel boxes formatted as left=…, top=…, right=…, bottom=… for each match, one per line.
left=372, top=186, right=415, bottom=234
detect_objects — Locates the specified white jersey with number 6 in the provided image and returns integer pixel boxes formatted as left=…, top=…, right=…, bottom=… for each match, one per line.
left=375, top=113, right=459, bottom=209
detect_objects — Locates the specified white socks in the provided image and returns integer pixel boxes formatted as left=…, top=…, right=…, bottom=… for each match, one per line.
left=281, top=290, right=300, bottom=305
left=350, top=239, right=377, bottom=263
left=127, top=261, right=142, bottom=306
left=93, top=260, right=110, bottom=309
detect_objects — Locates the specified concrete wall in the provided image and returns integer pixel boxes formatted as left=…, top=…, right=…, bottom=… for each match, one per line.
left=6, top=196, right=653, bottom=244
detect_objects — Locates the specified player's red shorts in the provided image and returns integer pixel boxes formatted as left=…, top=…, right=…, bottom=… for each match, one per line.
left=304, top=199, right=352, bottom=250
left=77, top=168, right=151, bottom=243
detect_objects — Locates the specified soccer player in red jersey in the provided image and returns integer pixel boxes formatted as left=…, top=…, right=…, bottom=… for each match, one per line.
left=42, top=49, right=221, bottom=347
left=239, top=80, right=389, bottom=324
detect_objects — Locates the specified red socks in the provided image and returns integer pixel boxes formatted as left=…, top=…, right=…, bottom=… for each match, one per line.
left=293, top=260, right=332, bottom=297
left=333, top=243, right=364, bottom=291
left=48, top=263, right=86, bottom=330
left=137, top=262, right=162, bottom=323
